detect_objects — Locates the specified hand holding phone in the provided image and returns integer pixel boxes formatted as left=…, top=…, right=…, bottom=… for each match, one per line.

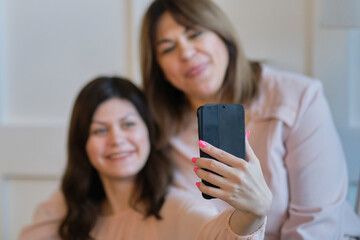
left=197, top=104, right=246, bottom=199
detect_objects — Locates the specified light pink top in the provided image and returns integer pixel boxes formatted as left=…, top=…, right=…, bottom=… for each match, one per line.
left=18, top=187, right=265, bottom=240
left=169, top=66, right=360, bottom=239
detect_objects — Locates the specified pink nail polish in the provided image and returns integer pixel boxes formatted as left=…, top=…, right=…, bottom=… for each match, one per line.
left=246, top=130, right=250, bottom=140
left=196, top=182, right=200, bottom=188
left=194, top=167, right=198, bottom=173
left=199, top=140, right=207, bottom=148
left=191, top=157, right=197, bottom=163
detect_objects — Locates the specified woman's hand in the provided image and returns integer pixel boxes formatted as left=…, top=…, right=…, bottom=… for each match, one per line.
left=192, top=137, right=272, bottom=235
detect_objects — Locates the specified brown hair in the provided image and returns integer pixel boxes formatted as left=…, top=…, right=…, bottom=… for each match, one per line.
left=140, top=0, right=261, bottom=147
left=59, top=77, right=173, bottom=240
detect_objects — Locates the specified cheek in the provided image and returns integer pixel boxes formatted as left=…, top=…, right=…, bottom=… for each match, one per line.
left=86, top=138, right=101, bottom=165
left=210, top=39, right=228, bottom=79
left=158, top=57, right=180, bottom=82
left=218, top=44, right=228, bottom=67
left=142, top=132, right=151, bottom=154
left=210, top=37, right=228, bottom=63
left=135, top=128, right=151, bottom=158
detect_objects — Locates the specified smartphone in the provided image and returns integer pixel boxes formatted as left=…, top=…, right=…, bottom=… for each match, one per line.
left=197, top=103, right=246, bottom=199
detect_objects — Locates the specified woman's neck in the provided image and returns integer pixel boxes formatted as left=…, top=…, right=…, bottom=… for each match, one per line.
left=188, top=94, right=231, bottom=113
left=100, top=177, right=134, bottom=216
left=188, top=96, right=218, bottom=113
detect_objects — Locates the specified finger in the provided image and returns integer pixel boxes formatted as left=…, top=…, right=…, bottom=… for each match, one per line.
left=195, top=156, right=245, bottom=182
left=198, top=140, right=247, bottom=168
left=195, top=156, right=228, bottom=177
left=245, top=139, right=259, bottom=165
left=194, top=166, right=233, bottom=189
left=196, top=181, right=230, bottom=200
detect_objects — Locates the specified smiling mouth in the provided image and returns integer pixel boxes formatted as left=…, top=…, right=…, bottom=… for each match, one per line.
left=186, top=62, right=208, bottom=78
left=107, top=151, right=134, bottom=161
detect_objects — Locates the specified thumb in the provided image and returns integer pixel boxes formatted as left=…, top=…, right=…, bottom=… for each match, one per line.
left=245, top=132, right=259, bottom=165
left=246, top=139, right=255, bottom=162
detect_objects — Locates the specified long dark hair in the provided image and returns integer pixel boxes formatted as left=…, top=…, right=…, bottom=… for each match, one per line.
left=140, top=0, right=261, bottom=147
left=59, top=76, right=173, bottom=240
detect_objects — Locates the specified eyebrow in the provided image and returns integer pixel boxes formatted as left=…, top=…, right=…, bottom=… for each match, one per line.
left=156, top=26, right=191, bottom=46
left=91, top=113, right=137, bottom=125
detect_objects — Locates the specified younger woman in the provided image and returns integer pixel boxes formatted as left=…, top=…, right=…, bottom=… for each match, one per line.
left=19, top=76, right=270, bottom=239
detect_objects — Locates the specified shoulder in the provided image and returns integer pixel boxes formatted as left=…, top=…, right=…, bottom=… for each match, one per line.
left=251, top=65, right=324, bottom=127
left=18, top=190, right=66, bottom=240
left=33, top=190, right=67, bottom=223
left=261, top=65, right=321, bottom=91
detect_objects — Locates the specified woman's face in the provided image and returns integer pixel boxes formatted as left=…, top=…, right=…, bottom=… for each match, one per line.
left=155, top=12, right=229, bottom=108
left=86, top=98, right=150, bottom=182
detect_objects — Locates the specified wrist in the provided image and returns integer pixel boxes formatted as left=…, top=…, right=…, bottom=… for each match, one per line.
left=229, top=209, right=266, bottom=236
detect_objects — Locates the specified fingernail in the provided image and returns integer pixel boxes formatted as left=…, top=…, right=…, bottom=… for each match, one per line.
left=196, top=182, right=200, bottom=188
left=194, top=167, right=198, bottom=173
left=191, top=157, right=197, bottom=163
left=246, top=130, right=251, bottom=140
left=199, top=140, right=207, bottom=148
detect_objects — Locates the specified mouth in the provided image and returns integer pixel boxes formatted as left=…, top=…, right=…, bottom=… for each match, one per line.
left=186, top=62, right=209, bottom=78
left=106, top=151, right=135, bottom=161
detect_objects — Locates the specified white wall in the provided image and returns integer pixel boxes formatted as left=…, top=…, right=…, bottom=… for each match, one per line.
left=1, top=0, right=130, bottom=126
left=0, top=0, right=359, bottom=239
left=213, top=0, right=311, bottom=74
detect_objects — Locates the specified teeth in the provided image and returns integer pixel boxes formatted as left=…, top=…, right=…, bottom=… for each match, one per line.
left=109, top=152, right=131, bottom=159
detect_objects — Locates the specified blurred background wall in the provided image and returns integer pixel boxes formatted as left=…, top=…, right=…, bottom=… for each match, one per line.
left=0, top=0, right=359, bottom=239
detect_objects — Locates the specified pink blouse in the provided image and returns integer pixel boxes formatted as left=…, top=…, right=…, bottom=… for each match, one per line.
left=18, top=188, right=265, bottom=240
left=169, top=66, right=360, bottom=239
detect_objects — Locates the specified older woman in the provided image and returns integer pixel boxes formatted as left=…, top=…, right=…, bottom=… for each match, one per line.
left=140, top=0, right=360, bottom=239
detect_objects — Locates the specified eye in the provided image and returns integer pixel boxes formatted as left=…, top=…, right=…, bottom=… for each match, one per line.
left=189, top=30, right=202, bottom=39
left=162, top=45, right=176, bottom=55
left=122, top=121, right=136, bottom=129
left=91, top=128, right=108, bottom=135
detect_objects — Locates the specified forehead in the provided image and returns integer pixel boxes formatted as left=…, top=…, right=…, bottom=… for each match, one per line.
left=93, top=98, right=138, bottom=120
left=156, top=12, right=187, bottom=39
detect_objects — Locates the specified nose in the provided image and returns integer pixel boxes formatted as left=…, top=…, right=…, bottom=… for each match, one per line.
left=108, top=127, right=125, bottom=146
left=179, top=39, right=195, bottom=61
